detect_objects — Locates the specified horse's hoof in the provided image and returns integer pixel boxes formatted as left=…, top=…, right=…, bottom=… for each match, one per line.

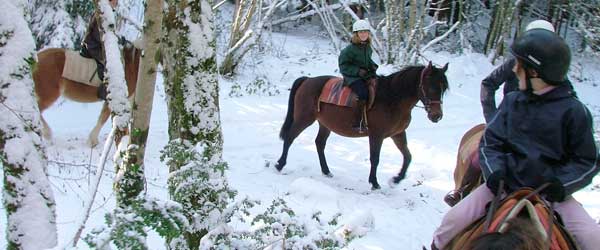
left=323, top=172, right=334, bottom=178
left=42, top=127, right=52, bottom=140
left=388, top=178, right=399, bottom=188
left=371, top=183, right=381, bottom=190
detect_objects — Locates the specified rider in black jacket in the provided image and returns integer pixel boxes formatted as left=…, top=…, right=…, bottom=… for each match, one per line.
left=481, top=20, right=563, bottom=123
left=433, top=28, right=600, bottom=250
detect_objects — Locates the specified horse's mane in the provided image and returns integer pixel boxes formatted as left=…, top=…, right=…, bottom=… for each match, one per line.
left=375, top=65, right=449, bottom=105
left=375, top=66, right=423, bottom=104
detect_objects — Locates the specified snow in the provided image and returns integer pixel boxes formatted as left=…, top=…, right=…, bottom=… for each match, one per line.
left=2, top=10, right=600, bottom=250
left=0, top=1, right=57, bottom=249
left=99, top=0, right=131, bottom=130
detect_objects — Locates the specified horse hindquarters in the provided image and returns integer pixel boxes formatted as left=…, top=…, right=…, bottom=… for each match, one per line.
left=34, top=49, right=66, bottom=139
left=276, top=76, right=313, bottom=170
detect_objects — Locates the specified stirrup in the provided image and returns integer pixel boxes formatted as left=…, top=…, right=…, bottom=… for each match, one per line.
left=352, top=125, right=367, bottom=133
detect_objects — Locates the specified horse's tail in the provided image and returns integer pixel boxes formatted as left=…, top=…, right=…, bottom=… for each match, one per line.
left=280, top=76, right=308, bottom=140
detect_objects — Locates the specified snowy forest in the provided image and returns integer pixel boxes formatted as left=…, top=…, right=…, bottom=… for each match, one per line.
left=1, top=0, right=599, bottom=249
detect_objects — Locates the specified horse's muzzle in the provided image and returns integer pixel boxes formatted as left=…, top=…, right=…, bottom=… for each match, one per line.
left=428, top=112, right=443, bottom=123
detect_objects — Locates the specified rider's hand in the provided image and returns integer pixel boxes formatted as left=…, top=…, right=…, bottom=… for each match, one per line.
left=358, top=68, right=368, bottom=78
left=486, top=170, right=505, bottom=195
left=543, top=178, right=566, bottom=202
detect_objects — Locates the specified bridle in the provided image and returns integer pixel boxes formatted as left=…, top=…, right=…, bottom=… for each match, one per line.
left=418, top=66, right=443, bottom=112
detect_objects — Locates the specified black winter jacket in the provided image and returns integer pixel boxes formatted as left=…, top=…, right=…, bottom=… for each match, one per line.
left=481, top=58, right=577, bottom=123
left=479, top=84, right=599, bottom=199
left=81, top=13, right=104, bottom=63
left=480, top=59, right=519, bottom=123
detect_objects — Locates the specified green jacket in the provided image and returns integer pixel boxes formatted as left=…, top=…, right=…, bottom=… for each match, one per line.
left=338, top=43, right=379, bottom=86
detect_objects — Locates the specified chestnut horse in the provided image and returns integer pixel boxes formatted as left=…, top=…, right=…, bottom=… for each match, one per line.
left=275, top=62, right=449, bottom=189
left=33, top=45, right=141, bottom=146
left=444, top=123, right=485, bottom=206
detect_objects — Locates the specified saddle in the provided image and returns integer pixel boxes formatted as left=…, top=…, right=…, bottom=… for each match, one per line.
left=446, top=188, right=579, bottom=250
left=62, top=50, right=102, bottom=87
left=318, top=77, right=376, bottom=111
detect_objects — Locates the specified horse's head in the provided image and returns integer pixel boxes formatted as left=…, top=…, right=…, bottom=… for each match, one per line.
left=418, top=61, right=449, bottom=123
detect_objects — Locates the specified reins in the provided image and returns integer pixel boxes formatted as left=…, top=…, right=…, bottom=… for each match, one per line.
left=484, top=182, right=556, bottom=247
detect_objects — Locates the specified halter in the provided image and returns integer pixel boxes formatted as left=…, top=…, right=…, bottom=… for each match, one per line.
left=418, top=66, right=443, bottom=112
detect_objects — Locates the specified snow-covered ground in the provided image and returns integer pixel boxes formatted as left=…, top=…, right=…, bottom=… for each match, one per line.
left=2, top=24, right=600, bottom=250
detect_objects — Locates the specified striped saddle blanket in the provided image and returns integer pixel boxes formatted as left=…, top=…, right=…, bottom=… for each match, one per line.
left=318, top=77, right=376, bottom=108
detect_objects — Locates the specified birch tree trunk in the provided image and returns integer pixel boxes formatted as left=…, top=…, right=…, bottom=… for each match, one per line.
left=0, top=1, right=57, bottom=249
left=115, top=0, right=163, bottom=207
left=385, top=0, right=403, bottom=64
left=162, top=0, right=235, bottom=249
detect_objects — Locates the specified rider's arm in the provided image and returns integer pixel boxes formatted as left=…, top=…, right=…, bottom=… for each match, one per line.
left=481, top=59, right=516, bottom=123
left=479, top=95, right=511, bottom=182
left=554, top=103, right=599, bottom=197
left=339, top=48, right=359, bottom=77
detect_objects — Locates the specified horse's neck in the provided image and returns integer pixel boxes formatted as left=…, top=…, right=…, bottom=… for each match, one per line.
left=375, top=67, right=422, bottom=106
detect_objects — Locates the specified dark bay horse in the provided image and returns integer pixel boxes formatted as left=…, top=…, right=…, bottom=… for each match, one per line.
left=33, top=45, right=141, bottom=146
left=275, top=62, right=449, bottom=189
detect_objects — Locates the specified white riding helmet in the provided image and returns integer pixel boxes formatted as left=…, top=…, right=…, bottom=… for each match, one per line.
left=352, top=19, right=370, bottom=32
left=525, top=20, right=555, bottom=32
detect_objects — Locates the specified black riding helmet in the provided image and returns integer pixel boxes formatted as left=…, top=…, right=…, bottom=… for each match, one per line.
left=510, top=29, right=571, bottom=85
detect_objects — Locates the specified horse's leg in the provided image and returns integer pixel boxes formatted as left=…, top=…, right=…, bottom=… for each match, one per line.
left=36, top=85, right=60, bottom=140
left=391, top=132, right=412, bottom=184
left=275, top=119, right=314, bottom=171
left=315, top=123, right=332, bottom=177
left=40, top=116, right=52, bottom=140
left=87, top=102, right=110, bottom=147
left=368, top=135, right=384, bottom=190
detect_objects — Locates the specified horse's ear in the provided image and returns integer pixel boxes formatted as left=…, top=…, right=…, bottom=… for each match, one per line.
left=442, top=63, right=448, bottom=73
left=427, top=61, right=433, bottom=70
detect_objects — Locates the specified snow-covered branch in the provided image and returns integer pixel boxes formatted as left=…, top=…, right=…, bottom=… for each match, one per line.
left=220, top=0, right=280, bottom=75
left=421, top=21, right=461, bottom=53
left=97, top=0, right=131, bottom=133
left=0, top=1, right=57, bottom=249
left=270, top=3, right=342, bottom=26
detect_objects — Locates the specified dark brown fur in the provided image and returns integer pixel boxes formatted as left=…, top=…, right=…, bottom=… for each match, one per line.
left=466, top=217, right=546, bottom=250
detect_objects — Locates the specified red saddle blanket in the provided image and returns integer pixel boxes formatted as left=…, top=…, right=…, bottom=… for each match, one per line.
left=318, top=77, right=376, bottom=108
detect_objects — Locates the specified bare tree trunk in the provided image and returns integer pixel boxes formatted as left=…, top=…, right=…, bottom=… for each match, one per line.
left=0, top=2, right=57, bottom=249
left=115, top=0, right=163, bottom=206
left=220, top=0, right=258, bottom=75
left=491, top=0, right=521, bottom=63
left=162, top=0, right=235, bottom=249
left=484, top=0, right=502, bottom=55
left=385, top=0, right=403, bottom=64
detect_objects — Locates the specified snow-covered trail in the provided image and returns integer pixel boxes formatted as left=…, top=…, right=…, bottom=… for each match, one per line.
left=2, top=29, right=598, bottom=249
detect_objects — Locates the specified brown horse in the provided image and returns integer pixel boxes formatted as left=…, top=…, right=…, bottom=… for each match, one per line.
left=33, top=45, right=141, bottom=146
left=275, top=62, right=449, bottom=190
left=446, top=188, right=579, bottom=250
left=444, top=123, right=486, bottom=206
